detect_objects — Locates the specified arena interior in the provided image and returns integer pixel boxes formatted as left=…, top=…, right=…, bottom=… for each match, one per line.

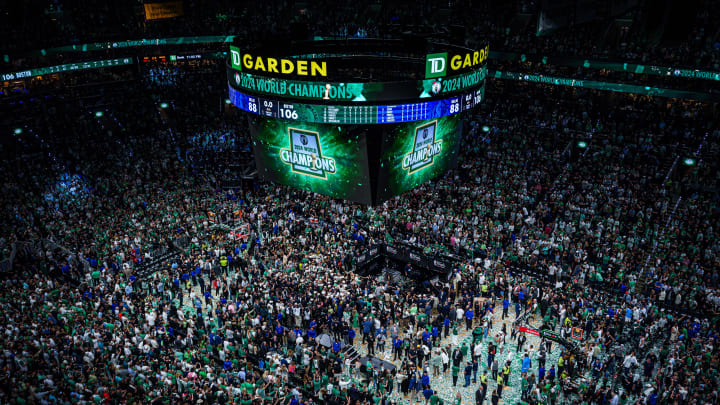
left=1, top=1, right=719, bottom=404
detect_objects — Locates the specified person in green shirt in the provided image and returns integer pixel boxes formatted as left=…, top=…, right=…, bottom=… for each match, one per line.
left=452, top=364, right=461, bottom=386
left=418, top=312, right=428, bottom=326
left=313, top=375, right=322, bottom=393
left=549, top=382, right=560, bottom=403
left=460, top=342, right=469, bottom=359
left=472, top=325, right=484, bottom=344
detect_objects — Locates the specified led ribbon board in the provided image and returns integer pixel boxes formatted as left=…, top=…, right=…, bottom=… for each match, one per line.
left=490, top=70, right=720, bottom=102
left=1, top=58, right=133, bottom=81
left=228, top=68, right=486, bottom=102
left=228, top=85, right=484, bottom=124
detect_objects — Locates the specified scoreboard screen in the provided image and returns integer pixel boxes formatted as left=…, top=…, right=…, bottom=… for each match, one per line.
left=249, top=114, right=464, bottom=204
left=249, top=117, right=373, bottom=204
left=376, top=115, right=463, bottom=201
left=233, top=39, right=487, bottom=204
left=229, top=85, right=484, bottom=125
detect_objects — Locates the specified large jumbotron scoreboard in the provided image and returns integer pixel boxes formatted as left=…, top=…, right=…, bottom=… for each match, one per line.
left=227, top=39, right=487, bottom=205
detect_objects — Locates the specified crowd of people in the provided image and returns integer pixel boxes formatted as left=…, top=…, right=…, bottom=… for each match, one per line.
left=483, top=0, right=720, bottom=70
left=1, top=48, right=719, bottom=405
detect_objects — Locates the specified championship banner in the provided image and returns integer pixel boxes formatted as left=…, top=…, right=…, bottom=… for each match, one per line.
left=144, top=1, right=184, bottom=21
left=229, top=225, right=249, bottom=241
left=571, top=327, right=584, bottom=340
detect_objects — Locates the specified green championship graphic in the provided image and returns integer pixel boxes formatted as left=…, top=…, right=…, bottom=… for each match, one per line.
left=280, top=128, right=337, bottom=179
left=401, top=120, right=443, bottom=174
left=250, top=117, right=372, bottom=204
left=377, top=115, right=462, bottom=200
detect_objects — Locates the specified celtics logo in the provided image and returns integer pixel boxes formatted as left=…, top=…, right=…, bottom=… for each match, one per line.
left=431, top=80, right=442, bottom=94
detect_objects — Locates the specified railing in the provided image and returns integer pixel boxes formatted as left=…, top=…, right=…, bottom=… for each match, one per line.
left=354, top=226, right=717, bottom=320
left=0, top=242, right=17, bottom=274
left=0, top=238, right=90, bottom=286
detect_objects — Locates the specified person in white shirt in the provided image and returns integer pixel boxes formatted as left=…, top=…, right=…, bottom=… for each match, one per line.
left=473, top=341, right=483, bottom=361
left=622, top=352, right=638, bottom=370
left=440, top=348, right=450, bottom=374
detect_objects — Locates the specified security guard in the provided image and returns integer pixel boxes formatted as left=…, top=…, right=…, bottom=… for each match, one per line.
left=502, top=363, right=511, bottom=386
left=480, top=370, right=488, bottom=393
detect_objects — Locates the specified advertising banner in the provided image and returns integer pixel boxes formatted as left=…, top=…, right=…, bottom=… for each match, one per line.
left=144, top=1, right=184, bottom=21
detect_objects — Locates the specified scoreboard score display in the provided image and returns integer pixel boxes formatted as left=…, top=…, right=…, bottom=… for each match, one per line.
left=229, top=86, right=484, bottom=124
left=230, top=39, right=487, bottom=204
